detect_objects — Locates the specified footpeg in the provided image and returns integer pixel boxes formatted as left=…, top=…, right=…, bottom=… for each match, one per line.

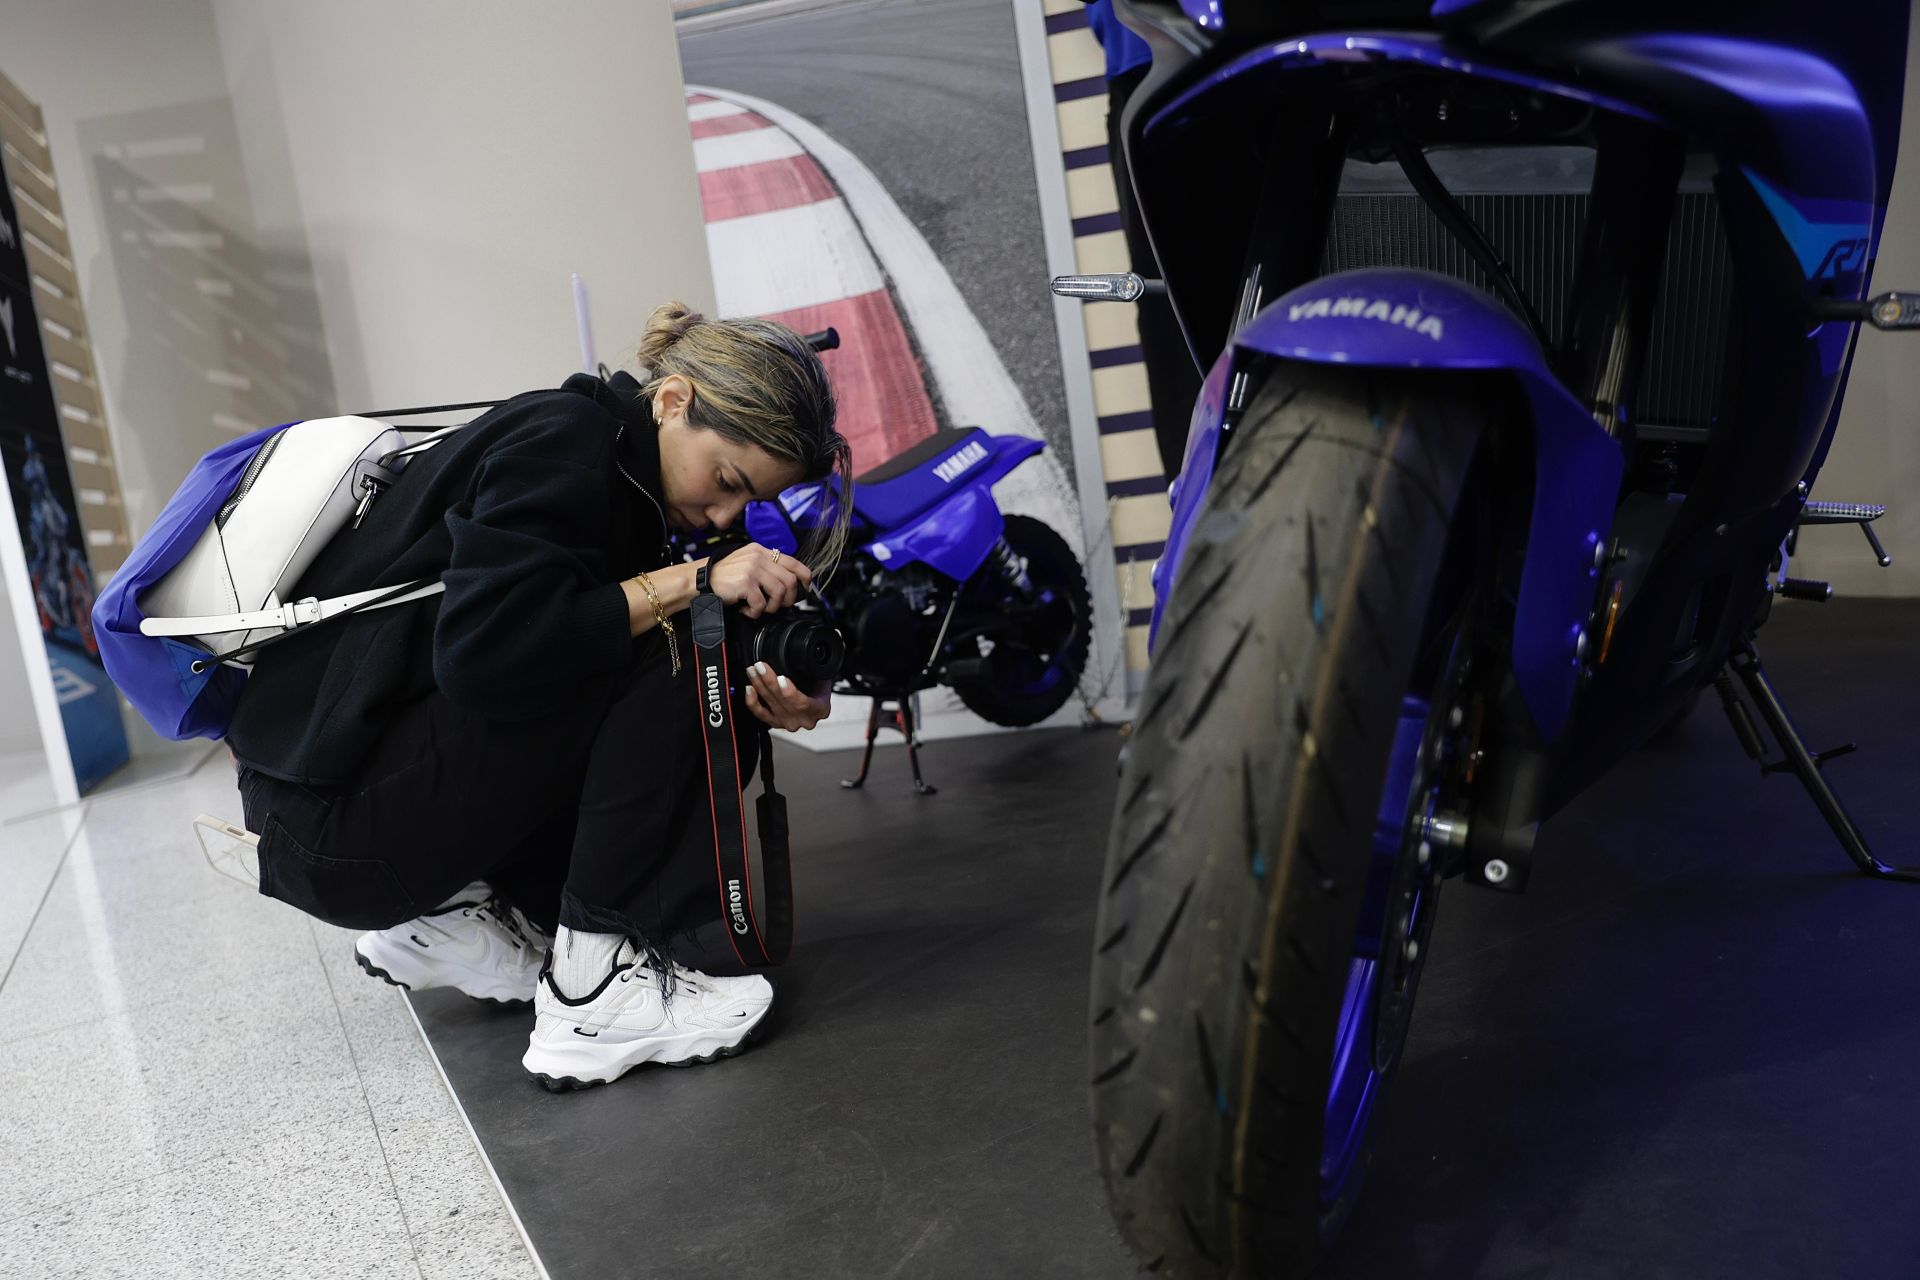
left=1777, top=577, right=1833, bottom=602
left=1050, top=273, right=1165, bottom=302
left=1798, top=499, right=1893, bottom=568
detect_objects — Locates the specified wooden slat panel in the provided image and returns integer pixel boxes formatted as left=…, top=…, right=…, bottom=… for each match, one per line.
left=0, top=108, right=52, bottom=177
left=3, top=141, right=60, bottom=217
left=53, top=376, right=102, bottom=420
left=41, top=329, right=95, bottom=380
left=88, top=547, right=129, bottom=579
left=21, top=233, right=76, bottom=289
left=83, top=527, right=130, bottom=555
left=12, top=191, right=66, bottom=251
left=66, top=456, right=118, bottom=496
left=79, top=508, right=129, bottom=542
left=0, top=71, right=134, bottom=546
left=0, top=67, right=45, bottom=135
left=57, top=414, right=109, bottom=457
left=30, top=282, right=84, bottom=335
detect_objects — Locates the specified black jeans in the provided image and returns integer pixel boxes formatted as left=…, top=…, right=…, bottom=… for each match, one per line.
left=237, top=628, right=758, bottom=953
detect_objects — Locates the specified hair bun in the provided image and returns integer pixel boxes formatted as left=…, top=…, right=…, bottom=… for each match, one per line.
left=637, top=300, right=705, bottom=369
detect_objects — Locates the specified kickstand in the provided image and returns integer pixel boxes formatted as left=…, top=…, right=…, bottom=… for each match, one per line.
left=1717, top=638, right=1920, bottom=881
left=840, top=693, right=939, bottom=795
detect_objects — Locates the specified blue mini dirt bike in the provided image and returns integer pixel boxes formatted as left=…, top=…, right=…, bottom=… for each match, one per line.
left=1061, top=2, right=1913, bottom=1274
left=730, top=339, right=1091, bottom=791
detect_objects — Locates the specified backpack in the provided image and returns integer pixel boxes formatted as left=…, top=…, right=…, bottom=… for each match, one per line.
left=92, top=415, right=462, bottom=741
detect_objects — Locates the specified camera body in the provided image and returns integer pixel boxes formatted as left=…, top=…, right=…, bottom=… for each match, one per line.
left=674, top=537, right=846, bottom=687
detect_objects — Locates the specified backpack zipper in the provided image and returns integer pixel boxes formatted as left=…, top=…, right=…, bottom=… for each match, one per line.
left=218, top=432, right=284, bottom=529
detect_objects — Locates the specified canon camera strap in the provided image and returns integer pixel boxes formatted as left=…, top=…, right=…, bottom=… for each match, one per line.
left=690, top=592, right=792, bottom=968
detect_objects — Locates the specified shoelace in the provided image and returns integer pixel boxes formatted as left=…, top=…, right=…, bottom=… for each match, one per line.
left=421, top=895, right=549, bottom=965
left=624, top=957, right=714, bottom=997
left=607, top=954, right=720, bottom=1008
left=482, top=897, right=553, bottom=961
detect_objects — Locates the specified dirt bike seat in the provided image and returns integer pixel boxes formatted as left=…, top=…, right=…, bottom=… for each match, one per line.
left=851, top=427, right=995, bottom=530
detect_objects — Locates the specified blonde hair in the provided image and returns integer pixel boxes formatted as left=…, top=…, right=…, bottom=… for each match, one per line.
left=637, top=301, right=853, bottom=576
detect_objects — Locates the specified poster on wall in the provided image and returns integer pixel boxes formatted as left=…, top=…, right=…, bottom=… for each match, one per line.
left=0, top=147, right=129, bottom=795
left=672, top=2, right=1135, bottom=747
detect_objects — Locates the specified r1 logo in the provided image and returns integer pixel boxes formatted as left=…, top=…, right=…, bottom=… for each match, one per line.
left=1813, top=237, right=1871, bottom=281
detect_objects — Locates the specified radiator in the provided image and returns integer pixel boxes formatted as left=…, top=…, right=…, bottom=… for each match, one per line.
left=1321, top=187, right=1736, bottom=430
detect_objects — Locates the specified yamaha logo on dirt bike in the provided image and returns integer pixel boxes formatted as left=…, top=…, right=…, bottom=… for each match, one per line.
left=931, top=439, right=988, bottom=483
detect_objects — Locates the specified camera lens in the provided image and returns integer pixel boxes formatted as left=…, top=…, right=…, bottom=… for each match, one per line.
left=750, top=614, right=845, bottom=685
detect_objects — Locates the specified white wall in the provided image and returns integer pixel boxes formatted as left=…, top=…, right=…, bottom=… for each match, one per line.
left=0, top=0, right=236, bottom=541
left=0, top=0, right=712, bottom=761
left=209, top=0, right=716, bottom=413
left=0, top=0, right=711, bottom=532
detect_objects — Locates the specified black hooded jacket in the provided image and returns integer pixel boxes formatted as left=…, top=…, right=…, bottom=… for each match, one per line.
left=227, top=372, right=672, bottom=786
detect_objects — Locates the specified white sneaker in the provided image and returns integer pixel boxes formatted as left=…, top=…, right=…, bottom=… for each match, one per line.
left=354, top=885, right=550, bottom=1006
left=522, top=941, right=774, bottom=1090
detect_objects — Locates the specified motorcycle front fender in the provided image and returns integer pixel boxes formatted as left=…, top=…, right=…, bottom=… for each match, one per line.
left=1156, top=268, right=1625, bottom=743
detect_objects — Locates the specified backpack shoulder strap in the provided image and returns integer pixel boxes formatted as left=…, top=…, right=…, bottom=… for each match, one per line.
left=140, top=580, right=444, bottom=640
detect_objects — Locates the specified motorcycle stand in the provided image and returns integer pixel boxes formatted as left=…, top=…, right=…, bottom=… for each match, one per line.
left=1715, top=636, right=1920, bottom=881
left=841, top=694, right=938, bottom=795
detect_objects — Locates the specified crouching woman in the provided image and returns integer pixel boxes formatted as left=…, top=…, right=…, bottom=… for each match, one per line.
left=227, top=303, right=850, bottom=1089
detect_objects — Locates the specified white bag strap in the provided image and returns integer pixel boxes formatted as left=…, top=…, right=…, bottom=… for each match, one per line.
left=140, top=581, right=445, bottom=638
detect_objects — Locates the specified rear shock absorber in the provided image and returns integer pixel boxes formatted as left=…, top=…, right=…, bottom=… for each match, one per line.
left=987, top=536, right=1032, bottom=594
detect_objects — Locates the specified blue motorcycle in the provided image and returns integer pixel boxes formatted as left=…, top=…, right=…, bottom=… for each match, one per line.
left=1060, top=2, right=1913, bottom=1273
left=732, top=329, right=1093, bottom=792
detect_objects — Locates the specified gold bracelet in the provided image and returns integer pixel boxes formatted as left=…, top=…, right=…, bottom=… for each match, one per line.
left=632, top=570, right=679, bottom=675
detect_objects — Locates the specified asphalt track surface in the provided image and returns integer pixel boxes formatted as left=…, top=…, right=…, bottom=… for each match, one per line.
left=677, top=0, right=1072, bottom=462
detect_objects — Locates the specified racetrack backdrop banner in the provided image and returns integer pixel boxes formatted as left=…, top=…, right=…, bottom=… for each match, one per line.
left=0, top=129, right=128, bottom=799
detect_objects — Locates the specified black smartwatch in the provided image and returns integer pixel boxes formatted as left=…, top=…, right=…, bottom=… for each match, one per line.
left=697, top=542, right=750, bottom=596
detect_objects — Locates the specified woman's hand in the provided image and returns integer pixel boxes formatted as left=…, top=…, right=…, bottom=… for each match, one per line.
left=706, top=544, right=813, bottom=618
left=744, top=661, right=831, bottom=731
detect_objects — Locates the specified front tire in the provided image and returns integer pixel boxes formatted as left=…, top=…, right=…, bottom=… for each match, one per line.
left=1090, top=364, right=1489, bottom=1278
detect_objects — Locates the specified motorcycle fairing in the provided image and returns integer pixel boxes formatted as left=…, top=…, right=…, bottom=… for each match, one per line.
left=745, top=432, right=1046, bottom=581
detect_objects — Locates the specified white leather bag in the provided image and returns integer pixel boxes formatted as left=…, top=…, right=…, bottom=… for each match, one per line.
left=138, top=416, right=458, bottom=668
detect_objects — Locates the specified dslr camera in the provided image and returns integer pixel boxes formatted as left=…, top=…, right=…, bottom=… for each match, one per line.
left=690, top=538, right=845, bottom=686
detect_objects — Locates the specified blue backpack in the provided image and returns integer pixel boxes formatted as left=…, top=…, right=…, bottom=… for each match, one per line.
left=92, top=416, right=458, bottom=741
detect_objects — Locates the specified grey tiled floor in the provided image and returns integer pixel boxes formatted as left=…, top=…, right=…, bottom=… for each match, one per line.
left=0, top=745, right=544, bottom=1280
